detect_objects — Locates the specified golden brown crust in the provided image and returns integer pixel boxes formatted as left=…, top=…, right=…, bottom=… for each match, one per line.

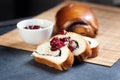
left=33, top=49, right=74, bottom=71
left=34, top=56, right=62, bottom=70
left=61, top=50, right=74, bottom=70
left=71, top=25, right=93, bottom=37
left=76, top=40, right=92, bottom=61
left=89, top=45, right=99, bottom=58
left=55, top=3, right=98, bottom=37
left=82, top=41, right=92, bottom=58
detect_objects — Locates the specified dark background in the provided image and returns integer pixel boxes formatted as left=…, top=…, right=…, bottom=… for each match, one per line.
left=0, top=0, right=120, bottom=21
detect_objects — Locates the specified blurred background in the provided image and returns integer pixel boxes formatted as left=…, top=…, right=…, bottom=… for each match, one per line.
left=0, top=0, right=120, bottom=21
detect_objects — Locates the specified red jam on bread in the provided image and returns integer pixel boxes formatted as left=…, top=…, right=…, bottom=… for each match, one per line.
left=50, top=30, right=78, bottom=52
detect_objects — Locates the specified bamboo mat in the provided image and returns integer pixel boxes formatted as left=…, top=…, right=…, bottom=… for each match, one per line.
left=0, top=1, right=120, bottom=66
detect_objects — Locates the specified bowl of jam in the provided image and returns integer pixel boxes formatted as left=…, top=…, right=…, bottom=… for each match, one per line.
left=17, top=19, right=54, bottom=45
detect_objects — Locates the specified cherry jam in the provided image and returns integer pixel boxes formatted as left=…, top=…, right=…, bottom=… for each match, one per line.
left=50, top=37, right=65, bottom=51
left=50, top=36, right=77, bottom=51
left=24, top=25, right=41, bottom=30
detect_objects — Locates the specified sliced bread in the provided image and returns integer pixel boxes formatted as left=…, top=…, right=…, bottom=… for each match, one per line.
left=52, top=32, right=92, bottom=61
left=32, top=42, right=74, bottom=71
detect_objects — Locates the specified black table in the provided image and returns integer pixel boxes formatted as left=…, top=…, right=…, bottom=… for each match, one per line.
left=0, top=23, right=120, bottom=80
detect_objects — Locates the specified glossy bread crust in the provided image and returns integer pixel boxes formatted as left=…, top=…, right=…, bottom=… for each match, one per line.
left=55, top=3, right=98, bottom=37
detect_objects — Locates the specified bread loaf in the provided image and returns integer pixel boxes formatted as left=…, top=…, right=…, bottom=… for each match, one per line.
left=55, top=3, right=98, bottom=37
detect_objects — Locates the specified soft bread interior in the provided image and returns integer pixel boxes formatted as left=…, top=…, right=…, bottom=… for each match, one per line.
left=67, top=32, right=87, bottom=56
left=32, top=42, right=70, bottom=64
left=83, top=36, right=99, bottom=48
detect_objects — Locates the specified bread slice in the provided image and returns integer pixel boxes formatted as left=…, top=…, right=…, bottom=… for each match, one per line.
left=83, top=36, right=99, bottom=58
left=52, top=32, right=92, bottom=61
left=32, top=42, right=74, bottom=71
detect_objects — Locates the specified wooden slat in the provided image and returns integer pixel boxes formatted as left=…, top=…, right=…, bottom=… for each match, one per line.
left=0, top=29, right=36, bottom=51
left=0, top=1, right=120, bottom=66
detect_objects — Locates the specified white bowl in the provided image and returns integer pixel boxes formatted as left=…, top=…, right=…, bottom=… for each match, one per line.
left=17, top=19, right=54, bottom=45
